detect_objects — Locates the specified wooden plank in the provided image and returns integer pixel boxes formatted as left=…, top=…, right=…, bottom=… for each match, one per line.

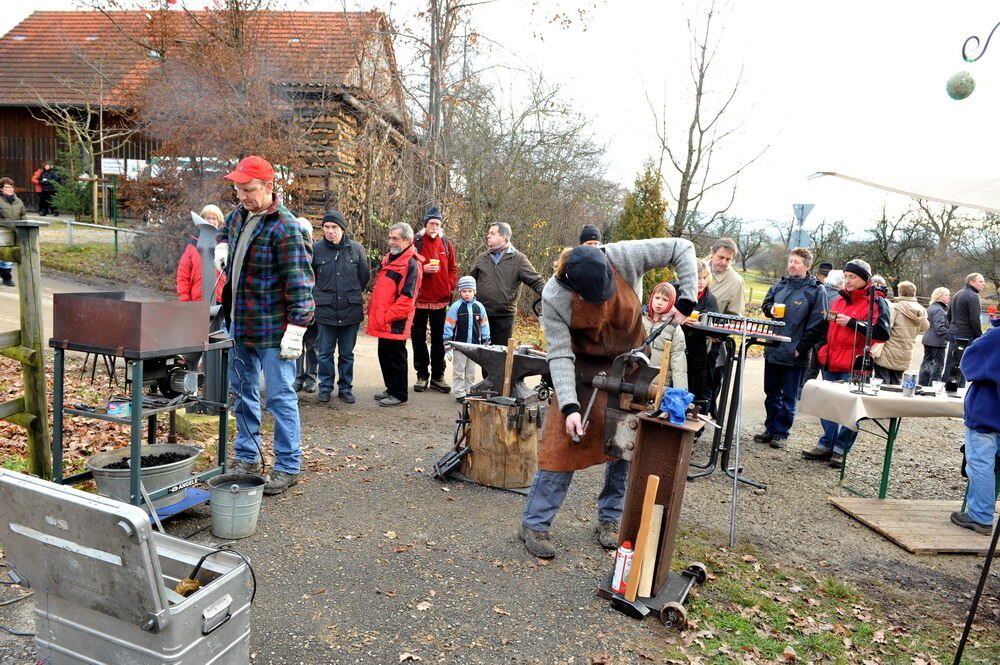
left=0, top=329, right=20, bottom=350
left=830, top=497, right=997, bottom=555
left=0, top=227, right=13, bottom=247
left=0, top=396, right=25, bottom=420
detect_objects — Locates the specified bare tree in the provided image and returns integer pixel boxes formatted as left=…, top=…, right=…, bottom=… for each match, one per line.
left=913, top=199, right=967, bottom=253
left=863, top=206, right=931, bottom=289
left=809, top=218, right=850, bottom=265
left=958, top=212, right=1000, bottom=287
left=649, top=0, right=766, bottom=239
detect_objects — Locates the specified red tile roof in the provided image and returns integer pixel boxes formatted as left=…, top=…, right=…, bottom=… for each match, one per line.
left=0, top=10, right=392, bottom=107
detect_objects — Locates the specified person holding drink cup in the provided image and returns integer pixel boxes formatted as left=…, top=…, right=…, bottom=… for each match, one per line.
left=411, top=206, right=459, bottom=393
left=755, top=248, right=828, bottom=448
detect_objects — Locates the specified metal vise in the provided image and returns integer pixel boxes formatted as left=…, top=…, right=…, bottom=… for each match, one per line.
left=450, top=341, right=550, bottom=401
left=590, top=349, right=662, bottom=462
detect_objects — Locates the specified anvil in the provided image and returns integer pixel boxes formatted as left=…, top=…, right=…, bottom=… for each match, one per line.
left=450, top=341, right=549, bottom=401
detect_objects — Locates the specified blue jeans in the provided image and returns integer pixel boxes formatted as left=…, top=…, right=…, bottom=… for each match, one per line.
left=964, top=428, right=998, bottom=526
left=763, top=363, right=805, bottom=438
left=229, top=345, right=301, bottom=474
left=317, top=323, right=360, bottom=395
left=817, top=370, right=859, bottom=454
left=522, top=459, right=629, bottom=531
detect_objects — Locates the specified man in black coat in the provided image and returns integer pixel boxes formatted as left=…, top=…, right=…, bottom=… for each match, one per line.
left=755, top=248, right=828, bottom=448
left=312, top=209, right=370, bottom=403
left=945, top=273, right=986, bottom=388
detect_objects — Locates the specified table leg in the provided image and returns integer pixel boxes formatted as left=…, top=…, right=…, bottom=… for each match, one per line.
left=877, top=418, right=900, bottom=499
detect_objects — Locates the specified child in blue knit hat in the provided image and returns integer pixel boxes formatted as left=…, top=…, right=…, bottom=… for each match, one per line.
left=444, top=276, right=491, bottom=401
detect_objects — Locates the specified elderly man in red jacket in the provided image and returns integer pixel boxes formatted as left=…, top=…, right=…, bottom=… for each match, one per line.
left=367, top=222, right=423, bottom=407
left=411, top=206, right=458, bottom=393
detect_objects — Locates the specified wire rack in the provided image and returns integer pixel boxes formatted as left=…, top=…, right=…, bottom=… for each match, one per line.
left=697, top=311, right=790, bottom=342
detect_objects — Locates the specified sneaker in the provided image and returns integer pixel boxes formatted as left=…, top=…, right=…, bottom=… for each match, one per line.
left=769, top=436, right=787, bottom=449
left=229, top=458, right=263, bottom=476
left=338, top=391, right=356, bottom=404
left=374, top=391, right=389, bottom=401
left=378, top=396, right=407, bottom=407
left=317, top=392, right=331, bottom=403
left=951, top=511, right=993, bottom=536
left=519, top=525, right=556, bottom=559
left=596, top=520, right=619, bottom=549
left=413, top=378, right=429, bottom=392
left=430, top=376, right=451, bottom=393
left=801, top=446, right=833, bottom=461
left=301, top=378, right=317, bottom=394
left=263, top=469, right=300, bottom=495
left=828, top=452, right=845, bottom=469
left=752, top=431, right=773, bottom=444
left=292, top=377, right=304, bottom=392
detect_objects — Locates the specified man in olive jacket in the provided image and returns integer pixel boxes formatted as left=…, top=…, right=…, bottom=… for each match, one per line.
left=312, top=209, right=370, bottom=404
left=468, top=222, right=545, bottom=346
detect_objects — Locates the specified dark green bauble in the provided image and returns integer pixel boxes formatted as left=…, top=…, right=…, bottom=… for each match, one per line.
left=947, top=71, right=975, bottom=100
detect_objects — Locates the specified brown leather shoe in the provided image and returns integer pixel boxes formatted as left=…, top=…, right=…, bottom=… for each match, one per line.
left=519, top=525, right=555, bottom=558
left=801, top=446, right=833, bottom=461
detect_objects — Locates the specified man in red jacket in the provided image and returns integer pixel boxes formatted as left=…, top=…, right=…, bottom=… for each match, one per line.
left=366, top=222, right=423, bottom=407
left=411, top=206, right=458, bottom=393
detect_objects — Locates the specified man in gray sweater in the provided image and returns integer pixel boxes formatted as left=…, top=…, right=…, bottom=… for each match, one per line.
left=519, top=238, right=698, bottom=559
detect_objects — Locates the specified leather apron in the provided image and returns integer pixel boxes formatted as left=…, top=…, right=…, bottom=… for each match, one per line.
left=538, top=269, right=646, bottom=472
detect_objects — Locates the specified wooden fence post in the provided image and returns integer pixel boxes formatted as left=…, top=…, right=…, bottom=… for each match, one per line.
left=0, top=220, right=51, bottom=479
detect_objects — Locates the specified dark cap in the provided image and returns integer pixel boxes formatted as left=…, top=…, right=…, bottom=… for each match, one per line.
left=579, top=224, right=602, bottom=244
left=842, top=259, right=871, bottom=283
left=423, top=206, right=442, bottom=225
left=564, top=246, right=615, bottom=304
left=816, top=262, right=833, bottom=275
left=322, top=209, right=346, bottom=230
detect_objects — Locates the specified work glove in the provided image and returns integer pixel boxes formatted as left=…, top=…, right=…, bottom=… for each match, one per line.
left=279, top=324, right=308, bottom=360
left=214, top=242, right=229, bottom=272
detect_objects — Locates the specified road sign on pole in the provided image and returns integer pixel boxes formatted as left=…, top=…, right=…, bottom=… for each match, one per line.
left=792, top=203, right=815, bottom=225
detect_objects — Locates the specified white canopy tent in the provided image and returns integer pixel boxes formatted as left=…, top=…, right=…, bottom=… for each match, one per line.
left=810, top=172, right=1000, bottom=214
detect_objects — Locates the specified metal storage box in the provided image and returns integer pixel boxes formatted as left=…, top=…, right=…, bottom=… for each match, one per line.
left=0, top=470, right=252, bottom=665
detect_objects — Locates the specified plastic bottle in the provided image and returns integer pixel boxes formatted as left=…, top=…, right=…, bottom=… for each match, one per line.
left=611, top=541, right=634, bottom=594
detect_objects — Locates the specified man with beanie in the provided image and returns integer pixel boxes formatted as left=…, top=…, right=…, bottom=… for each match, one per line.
left=945, top=273, right=987, bottom=388
left=367, top=222, right=423, bottom=407
left=444, top=275, right=491, bottom=401
left=949, top=316, right=1000, bottom=536
left=312, top=209, right=369, bottom=404
left=213, top=155, right=315, bottom=495
left=519, top=238, right=698, bottom=559
left=579, top=225, right=602, bottom=246
left=802, top=258, right=890, bottom=469
left=411, top=206, right=458, bottom=393
left=469, top=222, right=545, bottom=347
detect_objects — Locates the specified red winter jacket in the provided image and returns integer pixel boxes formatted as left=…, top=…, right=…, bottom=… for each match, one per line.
left=413, top=231, right=457, bottom=304
left=176, top=236, right=225, bottom=303
left=818, top=284, right=891, bottom=373
left=366, top=244, right=423, bottom=340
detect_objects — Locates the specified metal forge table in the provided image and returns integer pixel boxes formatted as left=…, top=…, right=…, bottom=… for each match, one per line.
left=49, top=292, right=233, bottom=517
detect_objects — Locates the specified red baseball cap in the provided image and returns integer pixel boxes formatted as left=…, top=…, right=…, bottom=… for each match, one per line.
left=224, top=155, right=274, bottom=183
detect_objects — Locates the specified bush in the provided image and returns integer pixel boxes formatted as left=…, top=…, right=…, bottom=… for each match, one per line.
left=50, top=172, right=91, bottom=220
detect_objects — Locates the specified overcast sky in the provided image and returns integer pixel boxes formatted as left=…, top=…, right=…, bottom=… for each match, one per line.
left=6, top=1, right=1000, bottom=231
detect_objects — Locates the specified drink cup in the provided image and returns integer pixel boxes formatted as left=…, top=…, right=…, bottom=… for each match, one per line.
left=901, top=372, right=917, bottom=397
left=689, top=310, right=700, bottom=322
left=868, top=377, right=883, bottom=395
left=427, top=258, right=440, bottom=272
left=932, top=380, right=945, bottom=396
left=773, top=303, right=786, bottom=318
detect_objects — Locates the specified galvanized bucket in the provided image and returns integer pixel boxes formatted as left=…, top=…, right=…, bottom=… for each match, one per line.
left=207, top=473, right=265, bottom=539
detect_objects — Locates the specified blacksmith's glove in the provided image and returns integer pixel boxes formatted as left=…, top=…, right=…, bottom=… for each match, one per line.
left=214, top=242, right=229, bottom=272
left=279, top=324, right=308, bottom=360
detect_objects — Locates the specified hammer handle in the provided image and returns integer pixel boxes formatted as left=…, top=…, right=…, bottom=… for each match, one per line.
left=625, top=474, right=660, bottom=602
left=652, top=340, right=672, bottom=409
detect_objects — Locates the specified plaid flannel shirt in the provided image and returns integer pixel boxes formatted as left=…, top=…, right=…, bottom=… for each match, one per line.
left=221, top=196, right=315, bottom=347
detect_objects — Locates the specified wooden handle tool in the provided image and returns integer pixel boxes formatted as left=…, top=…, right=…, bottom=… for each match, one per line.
left=624, top=474, right=660, bottom=602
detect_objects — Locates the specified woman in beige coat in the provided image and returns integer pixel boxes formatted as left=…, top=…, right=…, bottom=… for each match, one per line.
left=874, top=281, right=929, bottom=384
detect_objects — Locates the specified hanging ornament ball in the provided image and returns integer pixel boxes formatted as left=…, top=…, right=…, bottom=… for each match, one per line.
left=947, top=71, right=976, bottom=100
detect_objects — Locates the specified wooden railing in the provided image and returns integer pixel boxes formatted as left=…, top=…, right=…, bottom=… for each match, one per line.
left=0, top=220, right=51, bottom=478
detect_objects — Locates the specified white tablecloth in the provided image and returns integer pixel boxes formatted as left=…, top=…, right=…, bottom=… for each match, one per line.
left=798, top=380, right=965, bottom=431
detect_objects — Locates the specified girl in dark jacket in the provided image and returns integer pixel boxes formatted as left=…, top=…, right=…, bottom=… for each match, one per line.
left=682, top=259, right=719, bottom=419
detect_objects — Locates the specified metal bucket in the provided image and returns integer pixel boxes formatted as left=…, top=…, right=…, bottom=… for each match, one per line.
left=208, top=473, right=265, bottom=539
left=86, top=444, right=202, bottom=510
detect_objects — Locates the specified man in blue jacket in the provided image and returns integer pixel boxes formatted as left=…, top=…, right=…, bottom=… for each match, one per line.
left=950, top=318, right=1000, bottom=536
left=754, top=248, right=828, bottom=448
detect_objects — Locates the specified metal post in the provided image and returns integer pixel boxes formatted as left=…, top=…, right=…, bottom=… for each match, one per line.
left=53, top=348, right=65, bottom=482
left=129, top=360, right=144, bottom=506
left=66, top=221, right=74, bottom=248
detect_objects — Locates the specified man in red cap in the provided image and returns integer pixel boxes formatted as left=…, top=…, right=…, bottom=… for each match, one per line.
left=214, top=155, right=315, bottom=495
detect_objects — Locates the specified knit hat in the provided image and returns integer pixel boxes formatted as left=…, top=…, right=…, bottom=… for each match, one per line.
left=579, top=224, right=602, bottom=244
left=322, top=209, right=346, bottom=230
left=842, top=259, right=871, bottom=283
left=816, top=262, right=833, bottom=276
left=423, top=206, right=443, bottom=226
left=564, top=246, right=615, bottom=304
left=457, top=275, right=476, bottom=292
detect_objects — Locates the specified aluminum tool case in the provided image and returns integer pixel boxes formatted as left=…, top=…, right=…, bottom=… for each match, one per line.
left=0, top=470, right=251, bottom=665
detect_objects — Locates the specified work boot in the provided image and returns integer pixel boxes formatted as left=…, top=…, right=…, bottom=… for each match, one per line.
left=519, top=525, right=556, bottom=559
left=338, top=391, right=356, bottom=404
left=596, top=520, right=619, bottom=549
left=769, top=436, right=787, bottom=449
left=413, top=377, right=429, bottom=392
left=292, top=377, right=304, bottom=392
left=263, top=470, right=300, bottom=495
left=229, top=458, right=263, bottom=476
left=950, top=511, right=993, bottom=536
left=752, top=431, right=773, bottom=444
left=828, top=452, right=845, bottom=469
left=317, top=392, right=331, bottom=403
left=430, top=376, right=451, bottom=393
left=301, top=377, right=317, bottom=394
left=801, top=446, right=833, bottom=461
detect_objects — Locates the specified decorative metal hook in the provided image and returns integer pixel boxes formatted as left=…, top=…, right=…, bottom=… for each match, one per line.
left=962, top=21, right=1000, bottom=62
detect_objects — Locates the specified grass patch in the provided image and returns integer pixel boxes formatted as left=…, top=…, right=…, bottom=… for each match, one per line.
left=1, top=456, right=29, bottom=473
left=40, top=242, right=174, bottom=293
